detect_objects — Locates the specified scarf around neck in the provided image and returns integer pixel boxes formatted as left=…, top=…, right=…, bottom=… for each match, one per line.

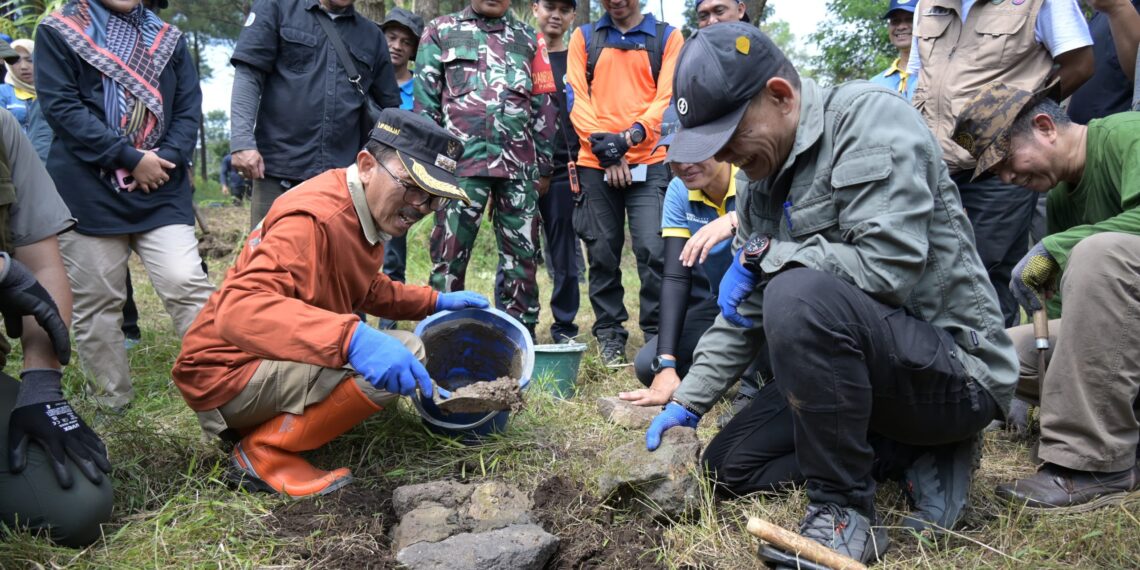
left=42, top=0, right=182, bottom=149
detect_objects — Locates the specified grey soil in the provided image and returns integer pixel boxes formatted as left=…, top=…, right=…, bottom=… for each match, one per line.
left=434, top=376, right=525, bottom=414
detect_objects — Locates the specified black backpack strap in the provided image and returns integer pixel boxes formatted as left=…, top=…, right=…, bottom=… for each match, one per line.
left=646, top=21, right=667, bottom=86
left=585, top=22, right=607, bottom=94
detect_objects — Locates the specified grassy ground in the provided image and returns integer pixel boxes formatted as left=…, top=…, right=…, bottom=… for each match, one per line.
left=1, top=203, right=1138, bottom=569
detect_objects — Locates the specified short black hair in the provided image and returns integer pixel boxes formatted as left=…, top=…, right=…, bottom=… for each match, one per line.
left=364, top=141, right=399, bottom=165
left=775, top=60, right=801, bottom=91
left=1010, top=98, right=1070, bottom=140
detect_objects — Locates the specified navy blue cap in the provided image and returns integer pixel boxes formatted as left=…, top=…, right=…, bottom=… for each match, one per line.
left=883, top=0, right=917, bottom=19
left=382, top=7, right=425, bottom=39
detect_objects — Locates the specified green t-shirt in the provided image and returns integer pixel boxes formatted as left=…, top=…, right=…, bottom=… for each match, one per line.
left=1044, top=112, right=1140, bottom=268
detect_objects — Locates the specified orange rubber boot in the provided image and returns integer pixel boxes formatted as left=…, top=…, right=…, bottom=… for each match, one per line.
left=231, top=378, right=381, bottom=498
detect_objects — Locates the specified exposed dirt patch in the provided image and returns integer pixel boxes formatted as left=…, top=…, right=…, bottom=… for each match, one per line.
left=195, top=204, right=248, bottom=261
left=269, top=486, right=397, bottom=569
left=532, top=475, right=664, bottom=569
left=436, top=376, right=524, bottom=413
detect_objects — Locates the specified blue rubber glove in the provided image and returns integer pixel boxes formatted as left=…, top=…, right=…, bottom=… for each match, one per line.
left=435, top=291, right=490, bottom=313
left=646, top=402, right=700, bottom=451
left=1009, top=241, right=1058, bottom=313
left=346, top=323, right=433, bottom=397
left=718, top=253, right=759, bottom=328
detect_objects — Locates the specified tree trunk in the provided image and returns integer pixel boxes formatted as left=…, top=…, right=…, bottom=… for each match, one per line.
left=746, top=0, right=767, bottom=24
left=355, top=0, right=386, bottom=23
left=414, top=0, right=441, bottom=23
left=192, top=31, right=208, bottom=181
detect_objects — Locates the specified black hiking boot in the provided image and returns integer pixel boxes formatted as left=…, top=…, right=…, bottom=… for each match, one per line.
left=757, top=503, right=889, bottom=569
left=599, top=336, right=626, bottom=368
left=901, top=432, right=982, bottom=535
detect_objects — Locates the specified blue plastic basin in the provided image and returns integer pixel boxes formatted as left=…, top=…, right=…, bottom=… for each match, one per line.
left=412, top=307, right=533, bottom=443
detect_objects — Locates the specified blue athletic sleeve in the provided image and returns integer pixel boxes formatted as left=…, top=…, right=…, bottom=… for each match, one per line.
left=661, top=176, right=691, bottom=236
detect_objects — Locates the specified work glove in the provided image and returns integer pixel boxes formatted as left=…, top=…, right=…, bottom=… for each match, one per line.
left=435, top=291, right=490, bottom=313
left=589, top=132, right=630, bottom=168
left=9, top=370, right=111, bottom=488
left=0, top=252, right=70, bottom=365
left=718, top=254, right=760, bottom=328
left=1009, top=241, right=1058, bottom=313
left=347, top=323, right=434, bottom=397
left=646, top=402, right=700, bottom=451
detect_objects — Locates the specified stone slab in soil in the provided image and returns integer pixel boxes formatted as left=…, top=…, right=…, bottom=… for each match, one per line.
left=395, top=523, right=559, bottom=570
left=597, top=427, right=702, bottom=519
left=596, top=396, right=660, bottom=430
left=391, top=480, right=532, bottom=551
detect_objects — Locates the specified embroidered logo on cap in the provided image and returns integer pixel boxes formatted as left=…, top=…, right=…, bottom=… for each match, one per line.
left=447, top=140, right=461, bottom=160
left=735, top=36, right=750, bottom=55
left=677, top=98, right=689, bottom=116
left=435, top=154, right=457, bottom=173
left=954, top=132, right=975, bottom=155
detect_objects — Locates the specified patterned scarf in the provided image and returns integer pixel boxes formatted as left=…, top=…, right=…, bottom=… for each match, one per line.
left=42, top=0, right=182, bottom=149
left=4, top=39, right=35, bottom=98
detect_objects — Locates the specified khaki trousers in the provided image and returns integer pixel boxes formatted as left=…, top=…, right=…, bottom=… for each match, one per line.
left=1007, top=232, right=1140, bottom=472
left=196, top=330, right=424, bottom=439
left=59, top=225, right=214, bottom=409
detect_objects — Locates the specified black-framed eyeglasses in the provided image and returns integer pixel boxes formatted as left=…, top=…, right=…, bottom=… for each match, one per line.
left=376, top=159, right=449, bottom=212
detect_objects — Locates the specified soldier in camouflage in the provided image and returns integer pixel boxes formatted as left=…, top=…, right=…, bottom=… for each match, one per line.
left=416, top=0, right=557, bottom=336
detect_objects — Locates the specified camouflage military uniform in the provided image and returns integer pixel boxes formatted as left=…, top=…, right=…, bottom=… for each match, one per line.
left=415, top=5, right=556, bottom=328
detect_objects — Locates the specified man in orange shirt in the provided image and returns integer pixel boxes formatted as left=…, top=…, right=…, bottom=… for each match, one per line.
left=172, top=109, right=489, bottom=499
left=567, top=0, right=683, bottom=365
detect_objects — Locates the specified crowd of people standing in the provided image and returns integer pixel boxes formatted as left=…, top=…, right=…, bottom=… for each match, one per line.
left=0, top=0, right=1138, bottom=565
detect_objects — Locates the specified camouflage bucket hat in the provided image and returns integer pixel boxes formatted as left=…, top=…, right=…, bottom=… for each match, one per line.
left=952, top=81, right=1061, bottom=181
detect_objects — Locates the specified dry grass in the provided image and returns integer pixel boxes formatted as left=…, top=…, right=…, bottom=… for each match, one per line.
left=2, top=203, right=1138, bottom=569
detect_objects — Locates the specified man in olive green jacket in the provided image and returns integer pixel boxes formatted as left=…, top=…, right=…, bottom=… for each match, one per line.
left=645, top=24, right=1018, bottom=566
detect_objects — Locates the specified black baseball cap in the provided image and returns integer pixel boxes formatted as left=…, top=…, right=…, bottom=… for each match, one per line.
left=368, top=109, right=470, bottom=205
left=381, top=7, right=425, bottom=40
left=668, top=23, right=791, bottom=164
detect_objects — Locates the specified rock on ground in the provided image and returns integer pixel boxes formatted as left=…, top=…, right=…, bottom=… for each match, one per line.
left=596, top=396, right=660, bottom=430
left=391, top=480, right=533, bottom=552
left=395, top=523, right=559, bottom=570
left=597, top=427, right=703, bottom=519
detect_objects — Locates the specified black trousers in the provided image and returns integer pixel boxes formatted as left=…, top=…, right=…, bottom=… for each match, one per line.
left=573, top=165, right=667, bottom=342
left=383, top=234, right=407, bottom=284
left=703, top=268, right=998, bottom=515
left=538, top=174, right=580, bottom=341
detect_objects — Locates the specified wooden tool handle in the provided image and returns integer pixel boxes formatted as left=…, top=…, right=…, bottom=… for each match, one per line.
left=747, top=517, right=868, bottom=570
left=1032, top=309, right=1049, bottom=345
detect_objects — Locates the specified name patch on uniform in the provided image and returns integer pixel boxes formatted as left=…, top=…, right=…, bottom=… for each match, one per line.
left=377, top=123, right=401, bottom=136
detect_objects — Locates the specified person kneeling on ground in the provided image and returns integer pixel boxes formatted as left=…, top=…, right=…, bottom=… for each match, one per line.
left=620, top=140, right=765, bottom=426
left=645, top=25, right=1018, bottom=566
left=0, top=107, right=112, bottom=547
left=952, top=83, right=1140, bottom=512
left=172, top=109, right=489, bottom=499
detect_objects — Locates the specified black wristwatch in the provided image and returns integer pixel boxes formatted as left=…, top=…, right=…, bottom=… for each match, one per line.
left=650, top=355, right=676, bottom=374
left=626, top=126, right=646, bottom=146
left=741, top=233, right=772, bottom=273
